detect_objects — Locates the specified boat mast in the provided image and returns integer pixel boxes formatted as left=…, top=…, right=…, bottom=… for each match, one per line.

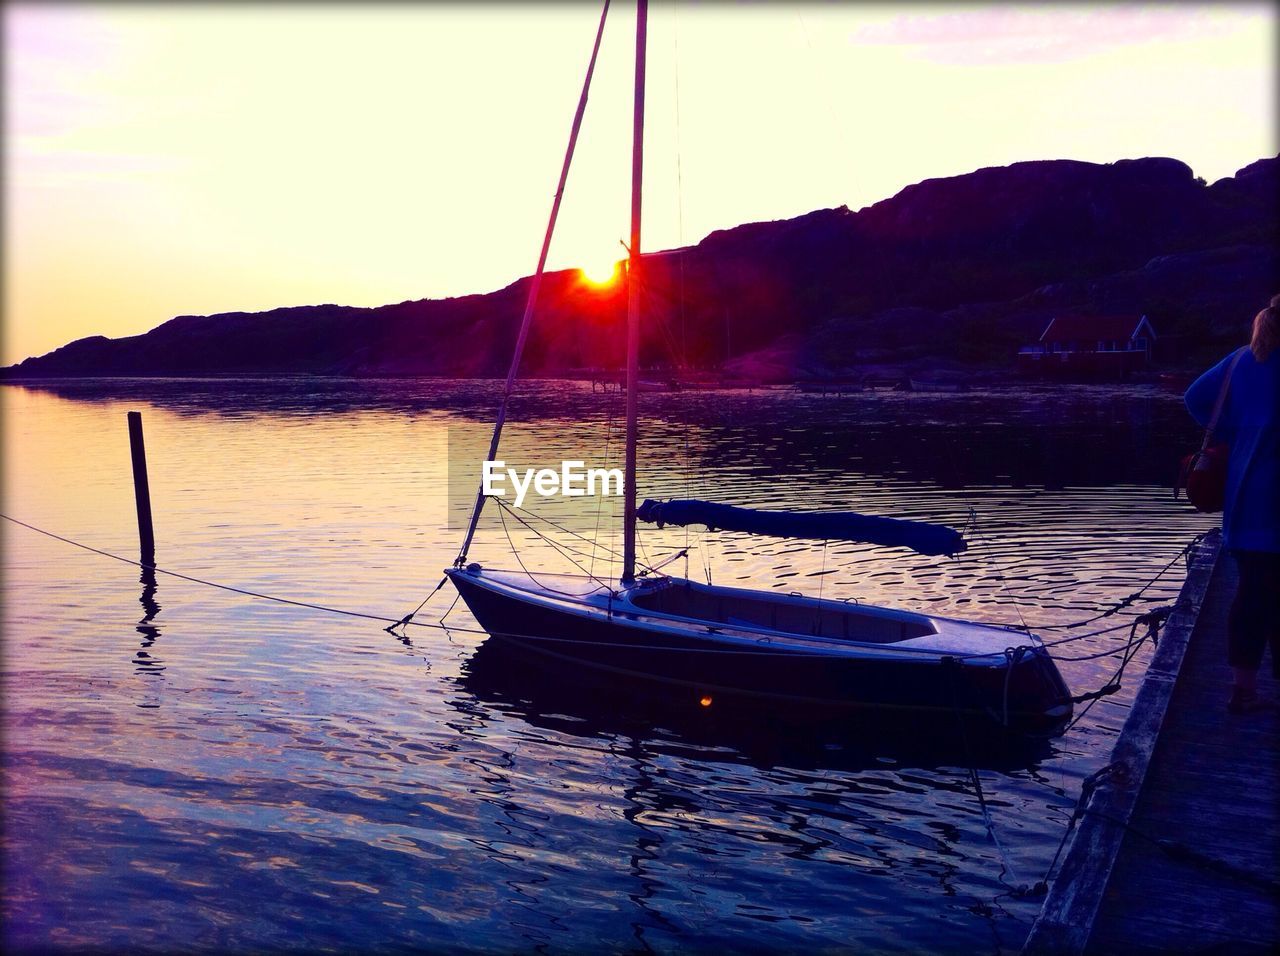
left=455, top=0, right=612, bottom=567
left=621, top=0, right=648, bottom=585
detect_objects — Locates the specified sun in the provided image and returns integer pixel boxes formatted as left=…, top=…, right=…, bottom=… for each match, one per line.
left=579, top=257, right=621, bottom=287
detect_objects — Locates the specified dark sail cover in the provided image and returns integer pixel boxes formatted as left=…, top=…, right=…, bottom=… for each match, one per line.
left=637, top=499, right=966, bottom=556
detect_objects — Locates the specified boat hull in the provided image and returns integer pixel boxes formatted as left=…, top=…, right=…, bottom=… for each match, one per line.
left=446, top=568, right=1073, bottom=736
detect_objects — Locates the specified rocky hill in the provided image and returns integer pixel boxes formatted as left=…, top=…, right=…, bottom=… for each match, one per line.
left=6, top=155, right=1277, bottom=380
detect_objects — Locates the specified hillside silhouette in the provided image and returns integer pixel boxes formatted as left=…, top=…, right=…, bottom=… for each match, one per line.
left=6, top=155, right=1276, bottom=380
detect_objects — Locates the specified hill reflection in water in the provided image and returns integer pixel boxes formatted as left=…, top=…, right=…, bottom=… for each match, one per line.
left=10, top=375, right=1194, bottom=489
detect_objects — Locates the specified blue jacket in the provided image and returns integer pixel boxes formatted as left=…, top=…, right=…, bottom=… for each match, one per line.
left=1185, top=347, right=1280, bottom=553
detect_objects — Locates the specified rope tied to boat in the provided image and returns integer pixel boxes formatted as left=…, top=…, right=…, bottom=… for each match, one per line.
left=1053, top=600, right=1191, bottom=733
left=387, top=575, right=450, bottom=633
left=939, top=655, right=1036, bottom=896
left=1065, top=604, right=1178, bottom=706
left=1025, top=532, right=1207, bottom=632
left=1133, top=602, right=1176, bottom=647
left=3, top=511, right=1194, bottom=685
left=5, top=511, right=1218, bottom=908
left=1069, top=682, right=1123, bottom=706
left=1001, top=645, right=1029, bottom=728
left=1029, top=760, right=1126, bottom=898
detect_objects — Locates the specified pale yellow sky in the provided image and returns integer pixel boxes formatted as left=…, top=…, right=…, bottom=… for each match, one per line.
left=4, top=2, right=1275, bottom=366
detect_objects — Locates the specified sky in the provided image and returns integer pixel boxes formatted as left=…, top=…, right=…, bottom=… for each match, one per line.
left=3, top=1, right=1276, bottom=366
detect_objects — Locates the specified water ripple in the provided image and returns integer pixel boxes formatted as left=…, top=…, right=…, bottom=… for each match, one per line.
left=2, top=379, right=1215, bottom=953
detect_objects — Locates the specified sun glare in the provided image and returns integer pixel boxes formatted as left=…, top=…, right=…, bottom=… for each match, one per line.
left=579, top=258, right=621, bottom=287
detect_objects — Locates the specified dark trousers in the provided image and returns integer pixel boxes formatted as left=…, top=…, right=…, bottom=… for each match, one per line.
left=1228, top=550, right=1280, bottom=677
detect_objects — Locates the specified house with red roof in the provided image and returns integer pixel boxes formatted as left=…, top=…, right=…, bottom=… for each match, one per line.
left=1018, top=314, right=1158, bottom=379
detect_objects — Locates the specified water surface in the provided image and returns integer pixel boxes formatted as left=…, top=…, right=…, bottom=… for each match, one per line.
left=2, top=378, right=1214, bottom=953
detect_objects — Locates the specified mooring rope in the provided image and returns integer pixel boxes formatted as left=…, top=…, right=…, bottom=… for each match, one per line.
left=1027, top=761, right=1125, bottom=899
left=0, top=512, right=1045, bottom=664
left=943, top=656, right=1031, bottom=895
left=3, top=513, right=416, bottom=628
left=1028, top=533, right=1207, bottom=631
left=2, top=511, right=1189, bottom=675
left=1059, top=607, right=1172, bottom=733
left=504, top=501, right=1199, bottom=638
left=7, top=507, right=1211, bottom=904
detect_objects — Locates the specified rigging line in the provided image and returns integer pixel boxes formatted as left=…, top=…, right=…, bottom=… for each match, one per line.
left=456, top=0, right=613, bottom=567
left=820, top=539, right=829, bottom=596
left=503, top=495, right=681, bottom=580
left=496, top=504, right=616, bottom=601
left=635, top=515, right=658, bottom=575
left=500, top=496, right=673, bottom=579
left=502, top=496, right=647, bottom=568
left=959, top=511, right=1199, bottom=634
left=495, top=497, right=617, bottom=596
left=968, top=508, right=1031, bottom=634
left=963, top=509, right=1202, bottom=633
left=509, top=496, right=626, bottom=552
left=643, top=547, right=690, bottom=574
left=589, top=377, right=620, bottom=580
left=633, top=278, right=690, bottom=377
left=671, top=0, right=693, bottom=578
left=495, top=500, right=625, bottom=566
left=937, top=593, right=1191, bottom=644
left=498, top=499, right=650, bottom=582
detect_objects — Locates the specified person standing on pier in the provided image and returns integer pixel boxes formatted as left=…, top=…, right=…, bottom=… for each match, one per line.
left=1185, top=294, right=1280, bottom=714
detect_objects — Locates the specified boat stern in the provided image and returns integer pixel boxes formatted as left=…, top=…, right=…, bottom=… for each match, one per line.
left=955, top=645, right=1073, bottom=737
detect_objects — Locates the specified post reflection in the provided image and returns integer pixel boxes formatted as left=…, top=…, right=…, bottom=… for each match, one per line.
left=133, top=564, right=164, bottom=707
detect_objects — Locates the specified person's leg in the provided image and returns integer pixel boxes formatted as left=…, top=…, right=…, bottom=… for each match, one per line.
left=1264, top=552, right=1280, bottom=680
left=1227, top=551, right=1271, bottom=711
left=1231, top=665, right=1257, bottom=695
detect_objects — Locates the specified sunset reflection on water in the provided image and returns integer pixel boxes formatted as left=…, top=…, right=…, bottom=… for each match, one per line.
left=2, top=378, right=1214, bottom=952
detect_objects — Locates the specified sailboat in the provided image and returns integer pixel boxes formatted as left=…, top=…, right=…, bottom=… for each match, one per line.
left=444, top=0, right=1072, bottom=736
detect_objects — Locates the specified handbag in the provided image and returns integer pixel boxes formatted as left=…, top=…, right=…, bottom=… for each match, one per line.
left=1176, top=349, right=1245, bottom=513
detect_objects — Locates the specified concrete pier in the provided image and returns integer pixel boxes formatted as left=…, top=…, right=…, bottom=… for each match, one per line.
left=1025, top=531, right=1279, bottom=954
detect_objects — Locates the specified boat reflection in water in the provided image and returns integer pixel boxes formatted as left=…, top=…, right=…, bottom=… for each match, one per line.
left=456, top=630, right=1058, bottom=773
left=447, top=565, right=1074, bottom=742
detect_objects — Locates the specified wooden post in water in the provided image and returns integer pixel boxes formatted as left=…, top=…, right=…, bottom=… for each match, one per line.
left=127, top=411, right=156, bottom=565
